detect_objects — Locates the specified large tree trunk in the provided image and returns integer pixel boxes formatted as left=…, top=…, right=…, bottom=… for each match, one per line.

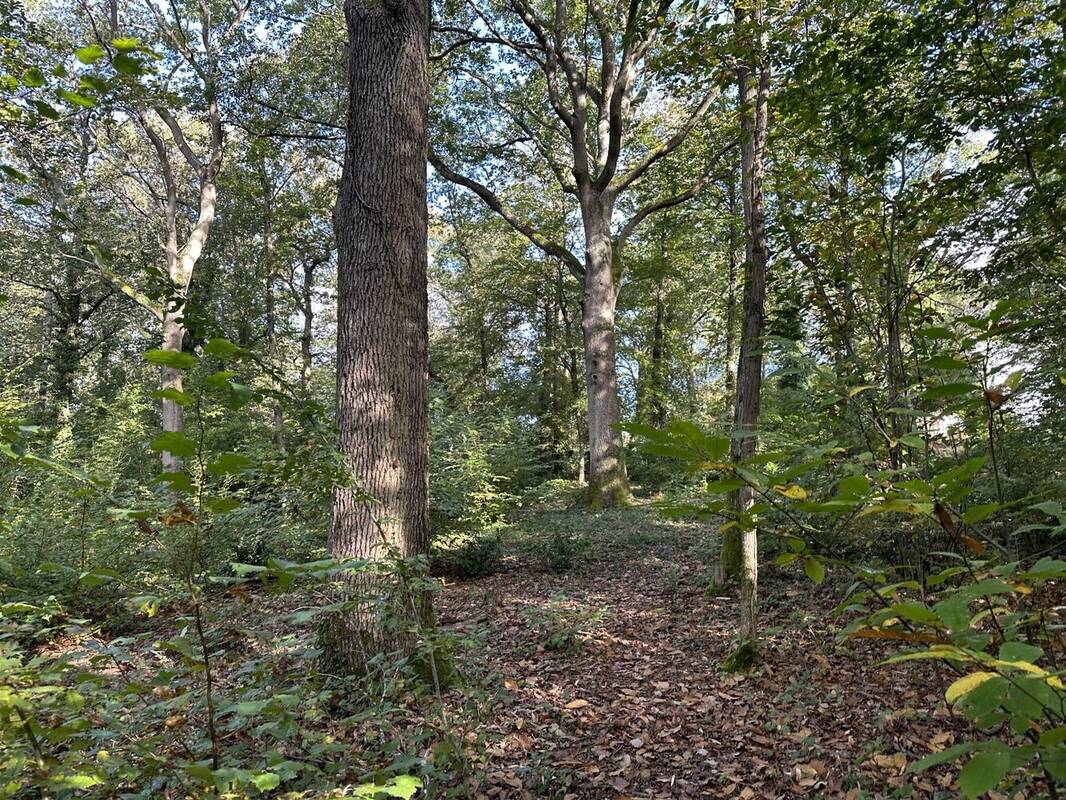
left=722, top=1, right=770, bottom=651
left=581, top=204, right=629, bottom=507
left=327, top=0, right=431, bottom=670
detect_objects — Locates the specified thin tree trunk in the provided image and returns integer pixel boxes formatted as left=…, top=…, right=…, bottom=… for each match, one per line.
left=724, top=159, right=741, bottom=407
left=260, top=160, right=286, bottom=453
left=649, top=280, right=667, bottom=427
left=723, top=1, right=770, bottom=651
left=160, top=311, right=186, bottom=473
left=327, top=0, right=431, bottom=669
left=299, top=258, right=317, bottom=395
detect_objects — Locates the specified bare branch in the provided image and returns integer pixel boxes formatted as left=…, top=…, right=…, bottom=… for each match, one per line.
left=430, top=151, right=585, bottom=281
left=154, top=107, right=205, bottom=173
left=616, top=141, right=736, bottom=251
left=608, top=85, right=721, bottom=196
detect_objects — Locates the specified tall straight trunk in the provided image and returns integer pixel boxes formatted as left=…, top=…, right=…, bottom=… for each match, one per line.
left=581, top=199, right=629, bottom=507
left=328, top=0, right=431, bottom=668
left=649, top=281, right=667, bottom=427
left=722, top=1, right=770, bottom=650
left=299, top=258, right=317, bottom=395
left=724, top=160, right=741, bottom=407
left=559, top=272, right=587, bottom=484
left=260, top=161, right=286, bottom=452
left=645, top=220, right=669, bottom=428
left=160, top=311, right=186, bottom=472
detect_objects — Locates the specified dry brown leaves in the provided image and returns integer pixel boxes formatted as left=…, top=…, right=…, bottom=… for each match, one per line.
left=433, top=514, right=999, bottom=799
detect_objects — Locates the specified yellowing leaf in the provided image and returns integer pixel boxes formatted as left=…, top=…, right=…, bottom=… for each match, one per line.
left=773, top=483, right=807, bottom=500
left=946, top=671, right=997, bottom=703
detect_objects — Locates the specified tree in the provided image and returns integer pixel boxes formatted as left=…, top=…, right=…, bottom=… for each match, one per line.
left=75, top=2, right=240, bottom=471
left=725, top=0, right=769, bottom=651
left=327, top=0, right=432, bottom=667
left=431, top=0, right=727, bottom=506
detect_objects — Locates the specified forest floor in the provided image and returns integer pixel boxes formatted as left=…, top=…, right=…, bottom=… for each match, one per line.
left=59, top=503, right=1024, bottom=799
left=429, top=503, right=1013, bottom=800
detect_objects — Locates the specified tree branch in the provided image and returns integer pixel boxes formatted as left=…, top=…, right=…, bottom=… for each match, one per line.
left=430, top=151, right=585, bottom=281
left=616, top=142, right=735, bottom=250
left=609, top=85, right=721, bottom=196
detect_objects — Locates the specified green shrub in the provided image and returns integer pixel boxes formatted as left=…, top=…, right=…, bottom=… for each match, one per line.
left=533, top=531, right=589, bottom=573
left=431, top=533, right=502, bottom=580
left=520, top=596, right=607, bottom=653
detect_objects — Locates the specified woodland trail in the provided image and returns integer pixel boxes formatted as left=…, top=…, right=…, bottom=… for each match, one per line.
left=436, top=507, right=993, bottom=800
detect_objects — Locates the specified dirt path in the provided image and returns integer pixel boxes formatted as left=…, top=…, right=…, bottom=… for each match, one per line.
left=436, top=508, right=990, bottom=799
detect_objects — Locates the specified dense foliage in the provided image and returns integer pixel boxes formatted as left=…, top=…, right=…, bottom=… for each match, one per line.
left=0, top=0, right=1062, bottom=797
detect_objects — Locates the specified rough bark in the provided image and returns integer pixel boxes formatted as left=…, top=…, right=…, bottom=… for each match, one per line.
left=327, top=0, right=431, bottom=670
left=722, top=1, right=770, bottom=651
left=581, top=203, right=629, bottom=506
left=298, top=257, right=319, bottom=395
left=723, top=159, right=741, bottom=405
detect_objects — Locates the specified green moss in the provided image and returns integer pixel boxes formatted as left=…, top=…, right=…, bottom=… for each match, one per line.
left=723, top=638, right=758, bottom=672
left=409, top=637, right=459, bottom=691
left=719, top=528, right=741, bottom=582
left=586, top=476, right=631, bottom=509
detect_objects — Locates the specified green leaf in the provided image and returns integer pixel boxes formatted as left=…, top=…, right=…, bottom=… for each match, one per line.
left=223, top=381, right=254, bottom=410
left=946, top=672, right=998, bottom=703
left=934, top=594, right=972, bottom=631
left=75, top=44, right=106, bottom=64
left=112, top=53, right=145, bottom=75
left=33, top=100, right=61, bottom=119
left=998, top=642, right=1043, bottom=663
left=836, top=475, right=870, bottom=498
left=704, top=476, right=745, bottom=494
left=856, top=498, right=930, bottom=518
left=111, top=37, right=140, bottom=51
left=78, top=568, right=121, bottom=589
left=153, top=388, right=195, bottom=406
left=57, top=774, right=103, bottom=789
left=236, top=700, right=271, bottom=715
left=915, top=326, right=954, bottom=339
left=22, top=67, right=46, bottom=87
left=207, top=497, right=241, bottom=513
left=1019, top=558, right=1066, bottom=581
left=734, top=465, right=767, bottom=489
left=922, top=355, right=969, bottom=371
left=962, top=503, right=1000, bottom=525
left=891, top=602, right=940, bottom=624
left=251, top=772, right=280, bottom=792
left=352, top=775, right=421, bottom=799
left=206, top=453, right=251, bottom=476
left=57, top=88, right=95, bottom=108
left=150, top=432, right=197, bottom=458
left=154, top=470, right=194, bottom=494
left=922, top=382, right=980, bottom=401
left=203, top=337, right=249, bottom=360
left=803, top=557, right=825, bottom=585
left=909, top=742, right=981, bottom=772
left=144, top=349, right=198, bottom=369
left=958, top=746, right=1010, bottom=798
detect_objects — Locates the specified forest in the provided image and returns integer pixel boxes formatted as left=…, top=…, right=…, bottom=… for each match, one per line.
left=0, top=0, right=1064, bottom=797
